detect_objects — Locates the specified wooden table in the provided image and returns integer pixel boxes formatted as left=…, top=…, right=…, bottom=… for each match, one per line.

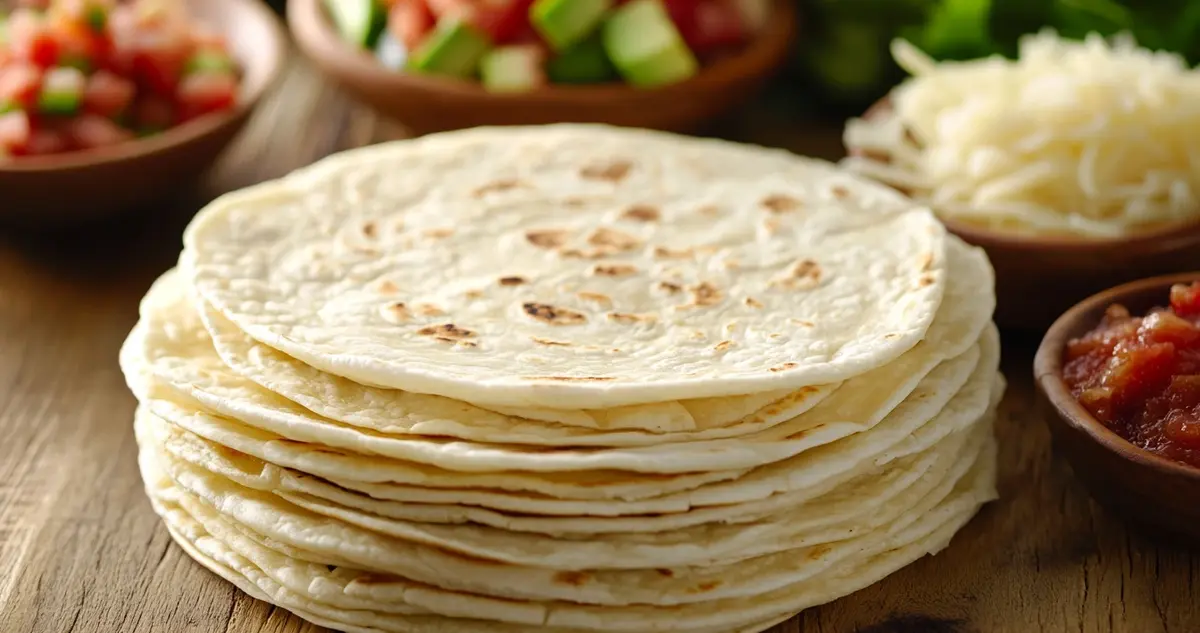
left=2, top=58, right=1198, bottom=633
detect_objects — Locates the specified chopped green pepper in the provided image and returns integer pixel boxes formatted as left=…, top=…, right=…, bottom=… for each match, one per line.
left=85, top=4, right=107, bottom=32
left=37, top=68, right=85, bottom=116
left=59, top=54, right=92, bottom=73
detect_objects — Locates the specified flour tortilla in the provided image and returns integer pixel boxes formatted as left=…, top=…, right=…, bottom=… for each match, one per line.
left=147, top=407, right=987, bottom=567
left=123, top=292, right=994, bottom=476
left=143, top=435, right=995, bottom=631
left=132, top=327, right=998, bottom=526
left=184, top=124, right=948, bottom=409
left=191, top=235, right=989, bottom=442
left=133, top=366, right=999, bottom=606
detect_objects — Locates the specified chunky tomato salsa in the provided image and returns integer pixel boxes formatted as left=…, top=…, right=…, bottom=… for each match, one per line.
left=0, top=0, right=240, bottom=159
left=1063, top=282, right=1200, bottom=468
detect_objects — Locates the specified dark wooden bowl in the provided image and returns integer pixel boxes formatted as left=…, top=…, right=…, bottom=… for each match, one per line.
left=0, top=0, right=286, bottom=228
left=851, top=99, right=1200, bottom=331
left=1034, top=273, right=1200, bottom=543
left=287, top=0, right=796, bottom=134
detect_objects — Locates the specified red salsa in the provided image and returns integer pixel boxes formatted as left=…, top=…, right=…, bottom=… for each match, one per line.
left=0, top=0, right=240, bottom=159
left=1063, top=282, right=1200, bottom=468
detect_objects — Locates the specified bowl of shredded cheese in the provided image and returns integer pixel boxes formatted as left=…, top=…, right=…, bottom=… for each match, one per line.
left=843, top=30, right=1200, bottom=329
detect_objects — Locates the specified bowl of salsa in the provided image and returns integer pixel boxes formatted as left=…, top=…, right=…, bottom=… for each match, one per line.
left=0, top=0, right=285, bottom=226
left=1035, top=273, right=1200, bottom=542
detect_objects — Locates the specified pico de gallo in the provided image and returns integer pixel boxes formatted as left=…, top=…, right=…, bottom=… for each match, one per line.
left=324, top=0, right=770, bottom=93
left=1063, top=282, right=1200, bottom=469
left=0, top=0, right=240, bottom=159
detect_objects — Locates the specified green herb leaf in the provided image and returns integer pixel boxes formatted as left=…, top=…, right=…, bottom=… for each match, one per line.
left=917, top=0, right=997, bottom=60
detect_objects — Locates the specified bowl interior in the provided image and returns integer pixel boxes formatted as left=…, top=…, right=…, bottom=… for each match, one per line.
left=1035, top=272, right=1200, bottom=479
left=0, top=0, right=285, bottom=173
left=289, top=0, right=796, bottom=104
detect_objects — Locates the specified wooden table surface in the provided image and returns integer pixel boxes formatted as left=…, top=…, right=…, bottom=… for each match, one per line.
left=2, top=58, right=1198, bottom=633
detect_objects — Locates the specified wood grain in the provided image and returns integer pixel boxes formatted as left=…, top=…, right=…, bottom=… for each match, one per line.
left=1, top=58, right=1197, bottom=633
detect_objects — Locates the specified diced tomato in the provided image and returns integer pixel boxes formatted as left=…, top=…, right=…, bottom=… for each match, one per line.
left=7, top=10, right=63, bottom=68
left=24, top=126, right=71, bottom=155
left=68, top=113, right=134, bottom=148
left=666, top=0, right=747, bottom=55
left=83, top=70, right=136, bottom=117
left=130, top=30, right=193, bottom=95
left=132, top=93, right=175, bottom=130
left=175, top=71, right=236, bottom=120
left=1170, top=282, right=1200, bottom=319
left=45, top=13, right=107, bottom=71
left=473, top=0, right=534, bottom=44
left=0, top=63, right=44, bottom=109
left=387, top=0, right=435, bottom=52
left=0, top=111, right=32, bottom=154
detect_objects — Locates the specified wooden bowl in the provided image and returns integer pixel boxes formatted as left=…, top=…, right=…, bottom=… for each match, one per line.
left=851, top=99, right=1200, bottom=331
left=0, top=0, right=286, bottom=228
left=287, top=0, right=797, bottom=134
left=1034, top=273, right=1200, bottom=543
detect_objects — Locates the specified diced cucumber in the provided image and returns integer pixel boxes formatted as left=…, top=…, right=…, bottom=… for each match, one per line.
left=0, top=100, right=17, bottom=115
left=531, top=0, right=611, bottom=51
left=481, top=45, right=546, bottom=92
left=602, top=0, right=698, bottom=87
left=408, top=18, right=491, bottom=78
left=322, top=0, right=387, bottom=49
left=38, top=67, right=85, bottom=116
left=185, top=50, right=236, bottom=76
left=547, top=34, right=614, bottom=83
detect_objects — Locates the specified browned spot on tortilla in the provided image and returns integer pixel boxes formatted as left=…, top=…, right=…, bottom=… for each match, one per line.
left=761, top=218, right=781, bottom=235
left=919, top=252, right=935, bottom=272
left=384, top=302, right=410, bottom=322
left=806, top=544, right=833, bottom=560
left=592, top=264, right=638, bottom=277
left=761, top=194, right=801, bottom=213
left=562, top=196, right=592, bottom=208
left=376, top=280, right=400, bottom=295
left=713, top=340, right=735, bottom=352
left=919, top=273, right=936, bottom=287
left=688, top=282, right=723, bottom=307
left=472, top=178, right=523, bottom=197
left=525, top=229, right=569, bottom=249
left=903, top=125, right=922, bottom=147
left=524, top=376, right=616, bottom=382
left=353, top=573, right=405, bottom=585
left=576, top=292, right=612, bottom=307
left=554, top=571, right=590, bottom=587
left=688, top=330, right=707, bottom=341
left=697, top=205, right=720, bottom=216
left=657, top=281, right=683, bottom=294
left=361, top=221, right=378, bottom=238
left=437, top=337, right=477, bottom=347
left=415, top=303, right=445, bottom=317
left=772, top=259, right=823, bottom=290
left=722, top=258, right=740, bottom=270
left=353, top=245, right=380, bottom=255
left=831, top=185, right=850, bottom=199
left=523, top=302, right=587, bottom=325
left=790, top=319, right=815, bottom=327
left=532, top=337, right=572, bottom=347
left=689, top=580, right=723, bottom=594
left=464, top=289, right=484, bottom=299
left=655, top=568, right=675, bottom=577
left=607, top=312, right=657, bottom=324
left=580, top=160, right=632, bottom=182
left=885, top=333, right=900, bottom=340
left=587, top=227, right=641, bottom=252
left=770, top=362, right=798, bottom=372
left=423, top=228, right=454, bottom=239
left=744, top=297, right=763, bottom=309
left=769, top=333, right=784, bottom=339
left=417, top=324, right=476, bottom=340
left=499, top=276, right=527, bottom=286
left=654, top=246, right=693, bottom=259
left=620, top=205, right=660, bottom=222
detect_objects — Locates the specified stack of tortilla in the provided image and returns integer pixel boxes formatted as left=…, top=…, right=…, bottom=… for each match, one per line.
left=120, top=125, right=1003, bottom=633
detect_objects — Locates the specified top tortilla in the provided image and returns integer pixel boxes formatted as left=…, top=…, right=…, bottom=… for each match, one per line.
left=184, top=125, right=947, bottom=409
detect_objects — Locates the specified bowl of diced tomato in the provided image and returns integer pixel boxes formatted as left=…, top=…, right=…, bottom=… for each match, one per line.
left=0, top=0, right=284, bottom=226
left=288, top=0, right=797, bottom=134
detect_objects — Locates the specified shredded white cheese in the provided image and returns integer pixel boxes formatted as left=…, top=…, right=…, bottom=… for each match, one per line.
left=842, top=30, right=1200, bottom=237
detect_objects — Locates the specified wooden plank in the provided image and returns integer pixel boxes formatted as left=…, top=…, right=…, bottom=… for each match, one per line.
left=0, top=58, right=1196, bottom=633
